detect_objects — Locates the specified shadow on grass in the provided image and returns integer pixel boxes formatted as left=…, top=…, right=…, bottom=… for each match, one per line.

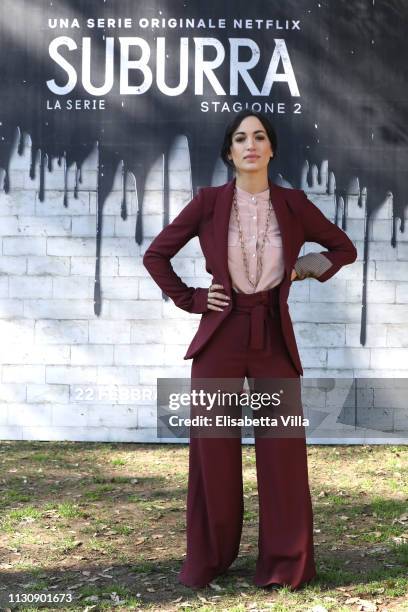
left=0, top=441, right=188, bottom=506
left=0, top=546, right=407, bottom=610
left=1, top=442, right=407, bottom=608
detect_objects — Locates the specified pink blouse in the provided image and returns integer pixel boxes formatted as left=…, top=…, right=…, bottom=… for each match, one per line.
left=228, top=185, right=285, bottom=293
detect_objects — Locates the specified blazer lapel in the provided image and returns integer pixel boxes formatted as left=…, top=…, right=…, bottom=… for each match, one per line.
left=212, top=177, right=293, bottom=293
left=212, top=178, right=235, bottom=293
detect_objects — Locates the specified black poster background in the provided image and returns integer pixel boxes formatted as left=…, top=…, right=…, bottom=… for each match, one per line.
left=0, top=0, right=407, bottom=348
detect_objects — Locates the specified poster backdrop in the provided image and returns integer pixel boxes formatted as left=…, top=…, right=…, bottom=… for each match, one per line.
left=0, top=0, right=407, bottom=341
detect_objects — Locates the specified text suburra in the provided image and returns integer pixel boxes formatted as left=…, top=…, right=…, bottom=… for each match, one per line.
left=46, top=36, right=300, bottom=98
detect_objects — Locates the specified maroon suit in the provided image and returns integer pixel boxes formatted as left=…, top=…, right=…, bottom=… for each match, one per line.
left=143, top=177, right=357, bottom=376
left=143, top=177, right=357, bottom=589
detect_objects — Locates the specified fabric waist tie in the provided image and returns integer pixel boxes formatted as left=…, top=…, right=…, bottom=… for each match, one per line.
left=231, top=287, right=280, bottom=351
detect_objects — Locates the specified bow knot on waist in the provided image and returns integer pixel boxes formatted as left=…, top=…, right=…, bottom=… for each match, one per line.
left=231, top=289, right=280, bottom=350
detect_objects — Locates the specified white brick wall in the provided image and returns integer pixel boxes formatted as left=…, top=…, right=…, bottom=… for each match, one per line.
left=0, top=133, right=407, bottom=443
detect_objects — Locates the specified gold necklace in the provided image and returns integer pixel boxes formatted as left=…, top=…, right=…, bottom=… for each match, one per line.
left=232, top=187, right=273, bottom=290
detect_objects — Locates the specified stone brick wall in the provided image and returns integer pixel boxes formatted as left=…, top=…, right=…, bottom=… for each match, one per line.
left=0, top=130, right=407, bottom=442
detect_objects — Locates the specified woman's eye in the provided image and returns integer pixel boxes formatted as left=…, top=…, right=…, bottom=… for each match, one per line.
left=234, top=136, right=265, bottom=142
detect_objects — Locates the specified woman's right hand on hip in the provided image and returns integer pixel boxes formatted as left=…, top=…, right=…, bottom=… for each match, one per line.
left=207, top=284, right=230, bottom=311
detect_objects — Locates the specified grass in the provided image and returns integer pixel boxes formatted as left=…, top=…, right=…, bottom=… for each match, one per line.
left=56, top=502, right=84, bottom=519
left=0, top=441, right=407, bottom=611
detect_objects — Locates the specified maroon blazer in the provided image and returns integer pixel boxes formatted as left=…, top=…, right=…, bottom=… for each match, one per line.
left=143, top=177, right=358, bottom=375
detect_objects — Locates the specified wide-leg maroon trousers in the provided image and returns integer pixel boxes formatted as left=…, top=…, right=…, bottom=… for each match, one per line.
left=177, top=286, right=316, bottom=589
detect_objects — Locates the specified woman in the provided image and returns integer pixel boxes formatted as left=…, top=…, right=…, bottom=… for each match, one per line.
left=143, top=110, right=357, bottom=590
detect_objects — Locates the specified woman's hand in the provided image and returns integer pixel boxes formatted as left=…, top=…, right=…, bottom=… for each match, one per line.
left=290, top=268, right=298, bottom=281
left=207, top=284, right=230, bottom=311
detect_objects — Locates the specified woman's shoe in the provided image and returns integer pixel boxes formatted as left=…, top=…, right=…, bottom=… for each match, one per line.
left=263, top=583, right=282, bottom=591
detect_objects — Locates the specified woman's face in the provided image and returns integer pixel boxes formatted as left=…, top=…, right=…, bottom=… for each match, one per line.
left=228, top=116, right=274, bottom=174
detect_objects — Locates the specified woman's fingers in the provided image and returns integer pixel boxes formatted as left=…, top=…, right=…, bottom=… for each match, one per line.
left=209, top=298, right=229, bottom=307
left=207, top=284, right=230, bottom=311
left=290, top=269, right=296, bottom=281
left=209, top=284, right=230, bottom=299
left=208, top=291, right=230, bottom=304
left=209, top=292, right=230, bottom=302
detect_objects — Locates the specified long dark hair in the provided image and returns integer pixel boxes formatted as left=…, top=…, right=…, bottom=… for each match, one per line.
left=220, top=110, right=278, bottom=170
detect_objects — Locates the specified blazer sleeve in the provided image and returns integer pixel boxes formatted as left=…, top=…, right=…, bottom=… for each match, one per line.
left=293, top=190, right=358, bottom=283
left=142, top=188, right=209, bottom=313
